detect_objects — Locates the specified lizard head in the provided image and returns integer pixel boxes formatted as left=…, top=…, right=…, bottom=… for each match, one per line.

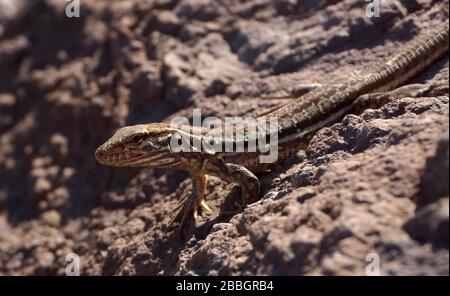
left=95, top=123, right=181, bottom=167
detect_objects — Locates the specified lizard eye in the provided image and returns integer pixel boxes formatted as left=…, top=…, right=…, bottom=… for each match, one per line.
left=129, top=134, right=146, bottom=145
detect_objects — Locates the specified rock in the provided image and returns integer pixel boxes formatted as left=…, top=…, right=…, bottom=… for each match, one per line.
left=403, top=197, right=449, bottom=249
left=50, top=134, right=69, bottom=157
left=40, top=210, right=62, bottom=227
left=0, top=0, right=448, bottom=276
left=47, top=187, right=69, bottom=209
left=0, top=0, right=21, bottom=24
left=34, top=178, right=52, bottom=196
left=418, top=132, right=449, bottom=208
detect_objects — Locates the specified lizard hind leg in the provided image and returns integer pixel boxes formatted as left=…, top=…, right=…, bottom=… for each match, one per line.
left=352, top=81, right=449, bottom=112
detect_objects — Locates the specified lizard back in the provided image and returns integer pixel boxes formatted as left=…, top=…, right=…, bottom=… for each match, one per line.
left=267, top=21, right=449, bottom=140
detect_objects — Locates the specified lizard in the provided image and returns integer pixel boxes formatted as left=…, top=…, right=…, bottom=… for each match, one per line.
left=95, top=20, right=449, bottom=232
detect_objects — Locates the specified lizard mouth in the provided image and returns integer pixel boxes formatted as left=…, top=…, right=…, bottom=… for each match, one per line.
left=95, top=148, right=147, bottom=166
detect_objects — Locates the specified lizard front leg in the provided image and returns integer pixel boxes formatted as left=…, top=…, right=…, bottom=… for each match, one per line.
left=168, top=173, right=211, bottom=230
left=168, top=159, right=259, bottom=231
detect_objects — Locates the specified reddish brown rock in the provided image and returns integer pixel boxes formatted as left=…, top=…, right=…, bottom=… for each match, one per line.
left=0, top=0, right=448, bottom=275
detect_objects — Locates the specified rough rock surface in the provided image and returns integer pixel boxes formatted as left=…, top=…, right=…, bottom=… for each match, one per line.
left=0, top=0, right=448, bottom=275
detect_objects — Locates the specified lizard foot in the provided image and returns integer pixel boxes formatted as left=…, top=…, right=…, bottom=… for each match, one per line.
left=168, top=193, right=212, bottom=231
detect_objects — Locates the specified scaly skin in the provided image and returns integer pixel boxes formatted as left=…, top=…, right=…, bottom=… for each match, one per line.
left=95, top=21, right=449, bottom=232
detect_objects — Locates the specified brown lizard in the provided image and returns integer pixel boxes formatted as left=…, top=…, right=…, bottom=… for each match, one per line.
left=95, top=21, right=449, bottom=232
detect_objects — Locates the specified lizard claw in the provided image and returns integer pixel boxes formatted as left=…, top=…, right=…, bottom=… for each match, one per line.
left=167, top=194, right=212, bottom=231
left=193, top=206, right=199, bottom=221
left=199, top=200, right=212, bottom=213
left=193, top=200, right=212, bottom=220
